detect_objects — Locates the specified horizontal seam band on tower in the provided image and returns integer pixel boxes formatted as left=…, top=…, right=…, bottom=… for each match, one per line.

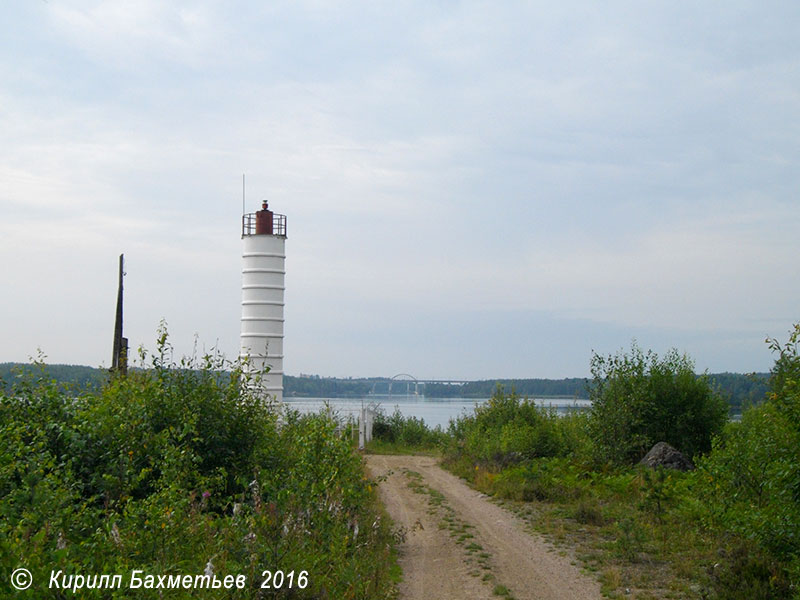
left=240, top=335, right=284, bottom=339
left=242, top=285, right=285, bottom=290
left=242, top=253, right=286, bottom=258
left=241, top=333, right=284, bottom=338
left=242, top=269, right=286, bottom=274
left=240, top=354, right=285, bottom=359
left=241, top=317, right=285, bottom=322
left=241, top=301, right=284, bottom=306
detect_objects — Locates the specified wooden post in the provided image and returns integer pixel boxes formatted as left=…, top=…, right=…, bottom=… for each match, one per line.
left=111, top=254, right=127, bottom=374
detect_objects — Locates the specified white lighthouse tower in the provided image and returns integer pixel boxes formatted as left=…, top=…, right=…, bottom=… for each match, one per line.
left=240, top=201, right=287, bottom=402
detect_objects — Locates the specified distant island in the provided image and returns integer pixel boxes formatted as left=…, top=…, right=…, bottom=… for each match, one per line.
left=0, top=363, right=769, bottom=414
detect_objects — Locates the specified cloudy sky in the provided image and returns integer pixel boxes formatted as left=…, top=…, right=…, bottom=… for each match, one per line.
left=1, top=1, right=798, bottom=379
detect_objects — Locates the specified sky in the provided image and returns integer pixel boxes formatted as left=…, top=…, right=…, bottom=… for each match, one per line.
left=1, top=1, right=798, bottom=379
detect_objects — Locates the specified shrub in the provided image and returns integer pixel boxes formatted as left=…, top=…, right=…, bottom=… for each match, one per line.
left=0, top=330, right=397, bottom=599
left=371, top=409, right=446, bottom=450
left=446, top=387, right=588, bottom=467
left=698, top=324, right=800, bottom=588
left=767, top=322, right=800, bottom=423
left=588, top=344, right=727, bottom=465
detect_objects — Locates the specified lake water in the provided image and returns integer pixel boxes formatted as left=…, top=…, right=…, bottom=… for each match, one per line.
left=282, top=396, right=592, bottom=429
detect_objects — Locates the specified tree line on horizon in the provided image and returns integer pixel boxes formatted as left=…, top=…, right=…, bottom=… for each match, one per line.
left=0, top=362, right=769, bottom=413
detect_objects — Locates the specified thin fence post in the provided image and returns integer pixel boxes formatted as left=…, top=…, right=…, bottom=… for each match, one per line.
left=358, top=407, right=365, bottom=450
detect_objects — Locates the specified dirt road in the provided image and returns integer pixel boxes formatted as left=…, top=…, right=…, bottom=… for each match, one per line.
left=366, top=454, right=601, bottom=600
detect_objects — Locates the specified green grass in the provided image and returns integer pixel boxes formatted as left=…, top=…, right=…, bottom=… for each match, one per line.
left=365, top=438, right=443, bottom=456
left=442, top=453, right=796, bottom=599
left=493, top=583, right=516, bottom=599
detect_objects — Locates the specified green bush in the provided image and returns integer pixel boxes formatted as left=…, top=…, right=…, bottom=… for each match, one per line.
left=371, top=409, right=446, bottom=450
left=697, top=324, right=800, bottom=594
left=0, top=330, right=397, bottom=599
left=446, top=387, right=588, bottom=468
left=588, top=344, right=727, bottom=465
left=699, top=403, right=800, bottom=554
left=767, top=323, right=800, bottom=424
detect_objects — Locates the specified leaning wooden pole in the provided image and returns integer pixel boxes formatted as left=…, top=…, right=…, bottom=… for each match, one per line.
left=111, top=253, right=128, bottom=375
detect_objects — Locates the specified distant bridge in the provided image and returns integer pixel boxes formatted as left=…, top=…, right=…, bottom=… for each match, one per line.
left=369, top=374, right=472, bottom=397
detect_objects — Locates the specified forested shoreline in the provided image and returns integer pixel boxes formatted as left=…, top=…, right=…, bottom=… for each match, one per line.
left=0, top=363, right=769, bottom=413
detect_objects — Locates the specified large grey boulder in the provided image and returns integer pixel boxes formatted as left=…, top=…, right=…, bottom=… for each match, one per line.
left=639, top=441, right=694, bottom=471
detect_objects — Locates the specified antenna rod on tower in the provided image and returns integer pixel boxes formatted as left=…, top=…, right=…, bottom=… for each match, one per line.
left=111, top=253, right=128, bottom=375
left=242, top=173, right=246, bottom=215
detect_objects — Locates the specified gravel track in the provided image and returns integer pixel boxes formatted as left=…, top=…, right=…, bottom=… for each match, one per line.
left=366, top=454, right=602, bottom=600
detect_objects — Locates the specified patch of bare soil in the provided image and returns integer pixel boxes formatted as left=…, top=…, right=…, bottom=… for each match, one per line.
left=366, top=454, right=602, bottom=600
